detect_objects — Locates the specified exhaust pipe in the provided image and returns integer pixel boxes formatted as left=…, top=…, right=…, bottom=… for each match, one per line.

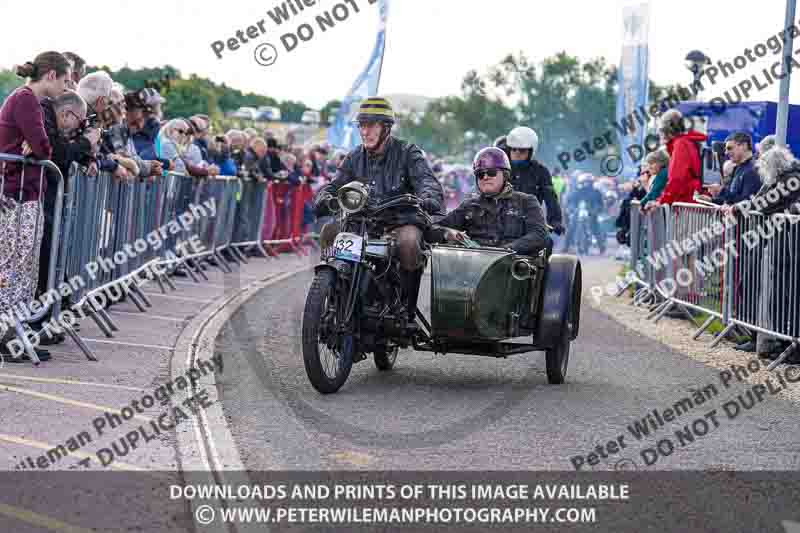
left=511, top=258, right=536, bottom=281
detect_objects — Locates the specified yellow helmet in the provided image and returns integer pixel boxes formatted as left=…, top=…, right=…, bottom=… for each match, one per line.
left=355, top=97, right=395, bottom=125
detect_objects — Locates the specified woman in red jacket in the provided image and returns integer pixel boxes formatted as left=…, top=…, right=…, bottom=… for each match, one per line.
left=644, top=109, right=707, bottom=211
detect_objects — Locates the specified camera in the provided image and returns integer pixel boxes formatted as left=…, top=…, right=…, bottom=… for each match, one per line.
left=215, top=136, right=227, bottom=143
left=70, top=113, right=99, bottom=141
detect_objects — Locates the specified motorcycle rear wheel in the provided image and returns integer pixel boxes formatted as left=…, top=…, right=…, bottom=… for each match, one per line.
left=302, top=270, right=353, bottom=394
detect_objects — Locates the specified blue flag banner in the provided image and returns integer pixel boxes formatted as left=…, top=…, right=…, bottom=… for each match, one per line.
left=327, top=0, right=389, bottom=150
left=615, top=3, right=650, bottom=181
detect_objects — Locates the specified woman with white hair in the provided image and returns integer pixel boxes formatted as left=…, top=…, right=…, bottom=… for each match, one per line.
left=756, top=134, right=777, bottom=158
left=155, top=118, right=191, bottom=174
left=725, top=146, right=800, bottom=217
left=639, top=149, right=670, bottom=210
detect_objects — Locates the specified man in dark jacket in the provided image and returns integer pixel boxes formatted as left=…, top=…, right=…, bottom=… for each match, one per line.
left=711, top=132, right=762, bottom=205
left=315, top=97, right=443, bottom=321
left=428, top=147, right=549, bottom=255
left=36, top=90, right=95, bottom=345
left=498, top=127, right=564, bottom=235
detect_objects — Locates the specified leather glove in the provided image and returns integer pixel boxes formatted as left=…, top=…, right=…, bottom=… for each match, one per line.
left=314, top=193, right=334, bottom=217
left=550, top=222, right=565, bottom=236
left=421, top=198, right=440, bottom=214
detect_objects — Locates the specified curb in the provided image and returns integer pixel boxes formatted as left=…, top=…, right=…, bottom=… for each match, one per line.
left=171, top=264, right=312, bottom=533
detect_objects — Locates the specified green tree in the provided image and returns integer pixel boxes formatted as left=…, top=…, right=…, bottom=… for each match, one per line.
left=321, top=99, right=342, bottom=125
left=0, top=69, right=22, bottom=104
left=160, top=79, right=220, bottom=120
left=279, top=100, right=308, bottom=123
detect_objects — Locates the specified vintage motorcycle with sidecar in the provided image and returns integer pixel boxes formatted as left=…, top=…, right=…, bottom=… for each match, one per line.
left=302, top=182, right=582, bottom=394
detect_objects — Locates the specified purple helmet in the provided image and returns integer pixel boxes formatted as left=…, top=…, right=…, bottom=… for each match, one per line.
left=473, top=147, right=511, bottom=173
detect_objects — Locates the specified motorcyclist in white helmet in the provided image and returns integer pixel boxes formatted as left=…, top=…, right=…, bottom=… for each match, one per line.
left=502, top=126, right=564, bottom=235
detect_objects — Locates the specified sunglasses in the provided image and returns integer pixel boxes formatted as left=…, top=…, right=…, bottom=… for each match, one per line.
left=477, top=169, right=502, bottom=180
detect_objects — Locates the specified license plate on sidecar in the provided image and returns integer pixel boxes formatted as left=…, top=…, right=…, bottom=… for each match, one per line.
left=333, top=233, right=364, bottom=262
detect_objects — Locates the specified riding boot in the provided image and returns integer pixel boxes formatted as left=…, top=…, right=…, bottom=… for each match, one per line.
left=401, top=268, right=423, bottom=322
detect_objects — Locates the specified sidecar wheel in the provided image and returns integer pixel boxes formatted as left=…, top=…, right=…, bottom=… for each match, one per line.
left=302, top=270, right=353, bottom=394
left=545, top=328, right=570, bottom=385
left=374, top=344, right=399, bottom=371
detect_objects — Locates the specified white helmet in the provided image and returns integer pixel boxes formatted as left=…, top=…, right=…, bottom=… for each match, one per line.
left=506, top=126, right=539, bottom=155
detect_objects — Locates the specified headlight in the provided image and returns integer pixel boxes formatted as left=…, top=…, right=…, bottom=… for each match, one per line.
left=337, top=182, right=369, bottom=214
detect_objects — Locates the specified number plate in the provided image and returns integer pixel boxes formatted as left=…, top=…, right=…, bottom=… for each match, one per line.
left=333, top=233, right=364, bottom=262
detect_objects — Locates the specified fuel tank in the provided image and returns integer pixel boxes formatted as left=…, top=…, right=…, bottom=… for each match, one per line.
left=430, top=245, right=530, bottom=341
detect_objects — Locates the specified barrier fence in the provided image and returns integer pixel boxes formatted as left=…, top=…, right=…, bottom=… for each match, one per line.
left=617, top=198, right=800, bottom=369
left=0, top=155, right=318, bottom=365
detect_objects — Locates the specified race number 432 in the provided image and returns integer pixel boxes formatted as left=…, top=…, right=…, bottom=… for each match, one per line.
left=333, top=233, right=363, bottom=262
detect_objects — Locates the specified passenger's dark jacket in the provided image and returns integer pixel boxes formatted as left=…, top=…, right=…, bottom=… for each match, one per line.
left=712, top=157, right=761, bottom=205
left=428, top=184, right=549, bottom=255
left=315, top=136, right=444, bottom=227
left=508, top=159, right=562, bottom=227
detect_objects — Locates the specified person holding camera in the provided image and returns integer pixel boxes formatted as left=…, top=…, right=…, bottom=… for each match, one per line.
left=127, top=90, right=162, bottom=163
left=180, top=118, right=219, bottom=179
left=33, top=89, right=98, bottom=345
left=100, top=85, right=163, bottom=180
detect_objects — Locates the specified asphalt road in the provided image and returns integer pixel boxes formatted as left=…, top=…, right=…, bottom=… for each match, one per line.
left=215, top=256, right=800, bottom=472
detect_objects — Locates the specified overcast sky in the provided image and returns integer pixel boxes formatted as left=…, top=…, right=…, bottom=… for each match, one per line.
left=2, top=0, right=800, bottom=109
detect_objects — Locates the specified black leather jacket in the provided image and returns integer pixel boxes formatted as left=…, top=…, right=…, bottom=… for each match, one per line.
left=428, top=184, right=549, bottom=255
left=314, top=136, right=444, bottom=226
left=509, top=159, right=563, bottom=227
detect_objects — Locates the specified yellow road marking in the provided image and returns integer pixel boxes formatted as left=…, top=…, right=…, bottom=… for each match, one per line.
left=0, top=433, right=145, bottom=471
left=0, top=384, right=152, bottom=423
left=330, top=451, right=374, bottom=466
left=0, top=373, right=146, bottom=392
left=0, top=502, right=96, bottom=533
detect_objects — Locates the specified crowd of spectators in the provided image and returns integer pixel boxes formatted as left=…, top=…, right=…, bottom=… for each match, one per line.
left=611, top=108, right=800, bottom=362
left=0, top=50, right=484, bottom=362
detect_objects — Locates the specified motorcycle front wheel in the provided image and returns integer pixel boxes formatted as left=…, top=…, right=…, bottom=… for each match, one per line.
left=302, top=269, right=353, bottom=394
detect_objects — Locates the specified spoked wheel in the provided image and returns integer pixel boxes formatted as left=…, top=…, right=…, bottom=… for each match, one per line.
left=545, top=302, right=574, bottom=385
left=302, top=270, right=353, bottom=394
left=374, top=343, right=399, bottom=371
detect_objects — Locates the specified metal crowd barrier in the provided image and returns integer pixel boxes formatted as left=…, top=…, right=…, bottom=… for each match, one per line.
left=230, top=177, right=271, bottom=259
left=0, top=154, right=81, bottom=364
left=178, top=175, right=246, bottom=274
left=2, top=161, right=319, bottom=365
left=65, top=167, right=183, bottom=341
left=615, top=201, right=672, bottom=308
left=713, top=211, right=800, bottom=368
left=615, top=195, right=800, bottom=367
left=649, top=203, right=727, bottom=333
